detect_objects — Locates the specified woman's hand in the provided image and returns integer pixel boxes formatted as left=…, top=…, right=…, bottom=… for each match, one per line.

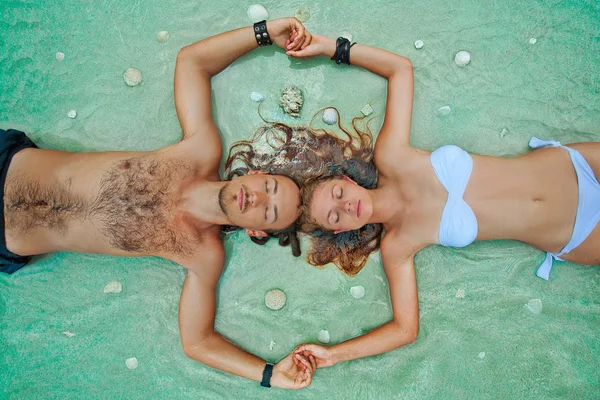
left=285, top=33, right=329, bottom=59
left=267, top=18, right=312, bottom=52
left=293, top=343, right=336, bottom=368
left=271, top=351, right=316, bottom=390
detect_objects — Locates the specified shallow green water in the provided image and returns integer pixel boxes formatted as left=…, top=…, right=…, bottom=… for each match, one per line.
left=1, top=0, right=599, bottom=399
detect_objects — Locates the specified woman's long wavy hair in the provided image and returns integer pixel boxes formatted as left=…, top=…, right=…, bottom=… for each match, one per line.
left=222, top=107, right=383, bottom=275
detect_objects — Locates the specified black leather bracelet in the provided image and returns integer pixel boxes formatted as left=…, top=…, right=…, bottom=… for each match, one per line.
left=253, top=20, right=273, bottom=46
left=260, top=363, right=274, bottom=388
left=331, top=37, right=356, bottom=65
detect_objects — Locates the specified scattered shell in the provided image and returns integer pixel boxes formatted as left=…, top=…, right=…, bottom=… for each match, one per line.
left=374, top=275, right=384, bottom=283
left=454, top=50, right=471, bottom=67
left=414, top=40, right=424, bottom=50
left=323, top=108, right=337, bottom=125
left=55, top=52, right=65, bottom=61
left=156, top=31, right=169, bottom=43
left=529, top=37, right=537, bottom=45
left=67, top=110, right=77, bottom=119
left=455, top=289, right=465, bottom=299
left=478, top=352, right=486, bottom=359
left=269, top=340, right=276, bottom=351
left=525, top=298, right=542, bottom=314
left=350, top=285, right=365, bottom=299
left=360, top=104, right=373, bottom=116
left=125, top=357, right=138, bottom=370
left=318, top=329, right=330, bottom=344
left=279, top=86, right=303, bottom=117
left=250, top=91, right=264, bottom=102
left=63, top=331, right=76, bottom=338
left=339, top=32, right=353, bottom=42
left=295, top=6, right=310, bottom=22
left=103, top=281, right=123, bottom=294
left=437, top=105, right=452, bottom=117
left=499, top=128, right=509, bottom=138
left=247, top=4, right=269, bottom=23
left=265, top=289, right=286, bottom=310
left=123, top=68, right=142, bottom=86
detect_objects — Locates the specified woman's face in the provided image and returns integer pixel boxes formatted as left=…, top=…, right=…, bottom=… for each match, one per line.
left=309, top=177, right=373, bottom=232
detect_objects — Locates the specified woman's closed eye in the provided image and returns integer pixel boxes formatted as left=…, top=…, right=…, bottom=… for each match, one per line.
left=328, top=210, right=340, bottom=225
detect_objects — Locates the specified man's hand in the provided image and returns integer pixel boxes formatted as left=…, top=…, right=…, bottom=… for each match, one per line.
left=270, top=350, right=316, bottom=390
left=267, top=17, right=312, bottom=52
left=293, top=343, right=336, bottom=368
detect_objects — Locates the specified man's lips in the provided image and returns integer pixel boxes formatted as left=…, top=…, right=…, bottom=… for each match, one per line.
left=357, top=199, right=362, bottom=218
left=238, top=188, right=244, bottom=211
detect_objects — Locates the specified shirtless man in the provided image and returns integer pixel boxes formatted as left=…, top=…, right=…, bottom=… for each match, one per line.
left=2, top=18, right=316, bottom=390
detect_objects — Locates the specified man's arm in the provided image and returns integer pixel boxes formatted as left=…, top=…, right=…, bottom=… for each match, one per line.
left=178, top=243, right=315, bottom=389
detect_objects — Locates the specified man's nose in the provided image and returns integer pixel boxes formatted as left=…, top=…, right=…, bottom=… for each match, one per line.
left=249, top=192, right=267, bottom=206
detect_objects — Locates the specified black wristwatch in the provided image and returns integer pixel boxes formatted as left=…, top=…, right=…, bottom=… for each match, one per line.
left=253, top=20, right=273, bottom=46
left=260, top=362, right=274, bottom=388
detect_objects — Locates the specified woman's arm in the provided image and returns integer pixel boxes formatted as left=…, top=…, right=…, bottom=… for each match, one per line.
left=294, top=236, right=420, bottom=367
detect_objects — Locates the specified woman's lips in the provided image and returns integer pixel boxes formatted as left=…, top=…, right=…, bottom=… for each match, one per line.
left=239, top=188, right=244, bottom=211
left=357, top=199, right=362, bottom=218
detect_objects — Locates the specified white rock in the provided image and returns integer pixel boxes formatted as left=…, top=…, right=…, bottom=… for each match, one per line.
left=529, top=37, right=537, bottom=45
left=269, top=340, right=276, bottom=351
left=103, top=281, right=123, bottom=294
left=350, top=285, right=365, bottom=299
left=250, top=91, right=264, bottom=102
left=323, top=108, right=337, bottom=125
left=361, top=104, right=373, bottom=116
left=414, top=40, right=424, bottom=50
left=455, top=288, right=465, bottom=299
left=125, top=357, right=138, bottom=370
left=265, top=289, right=286, bottom=310
left=318, top=329, right=330, bottom=344
left=247, top=4, right=268, bottom=23
left=454, top=50, right=471, bottom=67
left=123, top=68, right=142, bottom=86
left=295, top=6, right=310, bottom=22
left=525, top=298, right=542, bottom=314
left=63, top=331, right=76, bottom=338
left=339, top=32, right=353, bottom=42
left=438, top=105, right=452, bottom=117
left=156, top=31, right=169, bottom=43
left=67, top=110, right=77, bottom=119
left=478, top=351, right=486, bottom=359
left=56, top=52, right=65, bottom=61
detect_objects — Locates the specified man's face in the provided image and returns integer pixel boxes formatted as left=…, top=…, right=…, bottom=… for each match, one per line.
left=219, top=173, right=300, bottom=231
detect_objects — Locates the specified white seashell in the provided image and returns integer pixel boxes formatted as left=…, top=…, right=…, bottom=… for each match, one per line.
left=123, top=68, right=142, bottom=86
left=56, top=52, right=65, bottom=61
left=525, top=298, right=542, bottom=314
left=360, top=104, right=373, bottom=116
left=63, top=331, right=76, bottom=338
left=454, top=50, right=471, bottom=67
left=455, top=288, right=465, bottom=299
left=414, top=40, right=424, bottom=50
left=125, top=357, right=138, bottom=370
left=437, top=105, right=452, bottom=117
left=529, top=37, right=537, bottom=45
left=499, top=128, right=509, bottom=138
left=322, top=108, right=337, bottom=125
left=67, top=110, right=77, bottom=119
left=350, top=285, right=365, bottom=299
left=247, top=4, right=269, bottom=23
left=339, top=32, right=353, bottom=42
left=250, top=91, right=264, bottom=102
left=156, top=31, right=169, bottom=43
left=265, top=289, right=286, bottom=310
left=318, top=329, right=330, bottom=344
left=103, top=281, right=123, bottom=294
left=269, top=340, right=276, bottom=350
left=295, top=6, right=310, bottom=22
left=478, top=352, right=486, bottom=359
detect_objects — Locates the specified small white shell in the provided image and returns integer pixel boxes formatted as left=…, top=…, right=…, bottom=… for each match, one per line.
left=63, top=331, right=76, bottom=338
left=125, top=357, right=138, bottom=370
left=265, top=289, right=286, bottom=310
left=414, top=40, right=424, bottom=50
left=250, top=91, right=264, bottom=102
left=454, top=50, right=471, bottom=67
left=269, top=340, right=276, bottom=350
left=55, top=52, right=65, bottom=61
left=360, top=104, right=373, bottom=116
left=525, top=298, right=542, bottom=314
left=247, top=4, right=269, bottom=23
left=437, top=105, right=452, bottom=117
left=156, top=31, right=169, bottom=43
left=478, top=352, right=486, bottom=359
left=67, top=110, right=77, bottom=119
left=123, top=68, right=142, bottom=86
left=339, top=32, right=353, bottom=42
left=318, top=329, right=330, bottom=344
left=103, top=281, right=123, bottom=294
left=295, top=6, right=310, bottom=22
left=350, top=285, right=365, bottom=299
left=499, top=128, right=509, bottom=138
left=529, top=37, right=537, bottom=45
left=455, top=288, right=465, bottom=299
left=323, top=108, right=337, bottom=125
